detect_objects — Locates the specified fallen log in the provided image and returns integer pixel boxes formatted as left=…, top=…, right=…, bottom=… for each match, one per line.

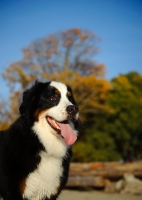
left=66, top=176, right=104, bottom=188
left=66, top=162, right=142, bottom=188
left=69, top=162, right=142, bottom=180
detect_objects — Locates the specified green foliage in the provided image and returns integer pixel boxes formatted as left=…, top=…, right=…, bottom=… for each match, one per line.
left=72, top=128, right=121, bottom=162
left=106, top=72, right=142, bottom=161
left=72, top=71, right=142, bottom=162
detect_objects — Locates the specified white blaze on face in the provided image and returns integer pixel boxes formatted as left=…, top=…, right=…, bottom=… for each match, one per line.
left=47, top=81, right=74, bottom=122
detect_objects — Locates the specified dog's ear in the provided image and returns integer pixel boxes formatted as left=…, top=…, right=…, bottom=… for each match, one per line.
left=19, top=80, right=41, bottom=115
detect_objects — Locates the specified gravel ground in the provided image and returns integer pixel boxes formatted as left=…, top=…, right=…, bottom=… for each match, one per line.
left=58, top=190, right=142, bottom=200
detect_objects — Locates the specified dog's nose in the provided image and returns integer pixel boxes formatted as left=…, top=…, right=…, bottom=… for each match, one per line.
left=66, top=105, right=78, bottom=115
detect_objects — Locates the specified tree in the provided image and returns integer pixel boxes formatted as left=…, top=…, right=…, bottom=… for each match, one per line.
left=72, top=71, right=142, bottom=162
left=72, top=129, right=121, bottom=162
left=106, top=72, right=142, bottom=161
left=2, top=28, right=110, bottom=126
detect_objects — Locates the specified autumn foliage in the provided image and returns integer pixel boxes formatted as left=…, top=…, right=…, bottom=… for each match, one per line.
left=1, top=29, right=142, bottom=162
left=2, top=28, right=109, bottom=123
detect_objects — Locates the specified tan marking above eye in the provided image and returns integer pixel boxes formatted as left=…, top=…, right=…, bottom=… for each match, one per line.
left=55, top=89, right=60, bottom=94
left=67, top=91, right=72, bottom=96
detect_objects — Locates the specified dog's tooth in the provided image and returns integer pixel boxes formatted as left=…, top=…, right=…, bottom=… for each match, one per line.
left=53, top=121, right=58, bottom=128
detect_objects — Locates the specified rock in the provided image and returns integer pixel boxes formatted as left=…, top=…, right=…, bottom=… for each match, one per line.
left=115, top=179, right=125, bottom=192
left=116, top=173, right=142, bottom=195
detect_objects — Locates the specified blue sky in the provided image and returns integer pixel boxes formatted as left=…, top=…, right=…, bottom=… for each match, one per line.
left=0, top=0, right=142, bottom=99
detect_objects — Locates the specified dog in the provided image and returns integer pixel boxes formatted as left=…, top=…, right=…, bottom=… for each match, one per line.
left=0, top=81, right=79, bottom=200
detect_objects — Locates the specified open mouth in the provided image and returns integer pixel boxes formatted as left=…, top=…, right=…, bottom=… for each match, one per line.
left=46, top=116, right=77, bottom=145
left=47, top=116, right=62, bottom=134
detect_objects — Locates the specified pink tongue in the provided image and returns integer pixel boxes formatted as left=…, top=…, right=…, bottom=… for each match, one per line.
left=57, top=122, right=77, bottom=145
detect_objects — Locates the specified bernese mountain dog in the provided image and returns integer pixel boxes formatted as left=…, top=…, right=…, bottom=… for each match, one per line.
left=0, top=81, right=79, bottom=200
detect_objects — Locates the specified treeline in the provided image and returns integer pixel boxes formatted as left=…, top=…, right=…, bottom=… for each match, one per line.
left=72, top=71, right=142, bottom=162
left=0, top=28, right=142, bottom=162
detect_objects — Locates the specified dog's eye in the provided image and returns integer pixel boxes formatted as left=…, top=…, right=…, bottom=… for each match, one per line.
left=50, top=96, right=57, bottom=101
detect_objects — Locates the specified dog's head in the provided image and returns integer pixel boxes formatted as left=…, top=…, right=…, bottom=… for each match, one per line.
left=19, top=81, right=79, bottom=154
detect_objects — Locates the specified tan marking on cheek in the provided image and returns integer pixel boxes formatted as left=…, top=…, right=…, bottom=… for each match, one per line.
left=34, top=109, right=49, bottom=121
left=38, top=109, right=49, bottom=119
left=20, top=179, right=27, bottom=195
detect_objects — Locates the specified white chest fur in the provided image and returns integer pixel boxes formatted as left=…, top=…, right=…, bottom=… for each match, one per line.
left=23, top=151, right=63, bottom=200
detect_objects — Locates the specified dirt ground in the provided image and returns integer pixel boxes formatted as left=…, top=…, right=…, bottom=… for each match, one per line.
left=58, top=189, right=142, bottom=200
